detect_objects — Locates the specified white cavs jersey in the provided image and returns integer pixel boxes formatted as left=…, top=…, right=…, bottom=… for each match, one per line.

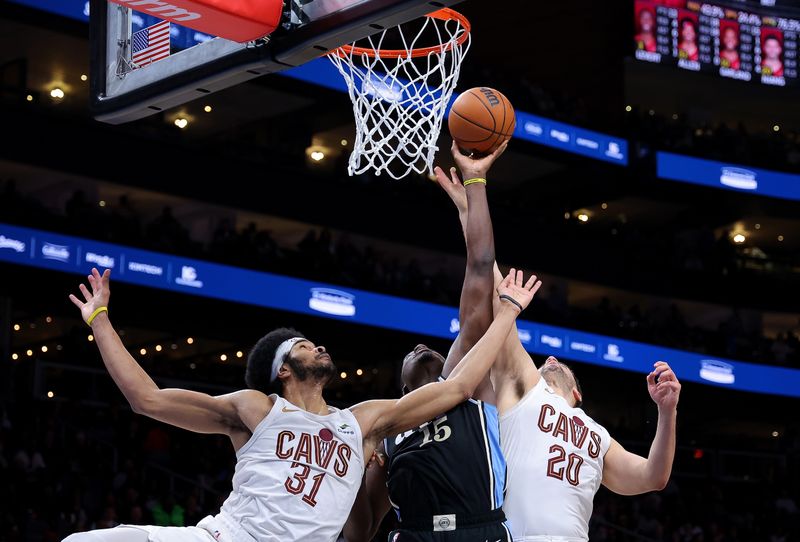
left=213, top=395, right=365, bottom=542
left=500, top=378, right=611, bottom=542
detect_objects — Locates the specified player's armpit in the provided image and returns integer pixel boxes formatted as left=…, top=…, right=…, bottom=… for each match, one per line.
left=136, top=388, right=270, bottom=439
left=602, top=439, right=667, bottom=495
left=343, top=442, right=391, bottom=542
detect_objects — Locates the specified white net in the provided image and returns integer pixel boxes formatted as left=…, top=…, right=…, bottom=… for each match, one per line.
left=328, top=10, right=470, bottom=179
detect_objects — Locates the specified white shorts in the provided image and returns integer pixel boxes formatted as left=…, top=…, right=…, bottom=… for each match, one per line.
left=119, top=516, right=232, bottom=542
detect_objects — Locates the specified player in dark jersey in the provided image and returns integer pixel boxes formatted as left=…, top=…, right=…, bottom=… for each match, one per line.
left=344, top=140, right=535, bottom=542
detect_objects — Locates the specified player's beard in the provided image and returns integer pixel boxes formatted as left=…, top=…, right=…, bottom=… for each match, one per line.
left=285, top=353, right=337, bottom=386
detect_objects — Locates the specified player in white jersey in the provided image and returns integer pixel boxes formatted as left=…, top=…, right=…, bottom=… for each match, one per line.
left=437, top=185, right=681, bottom=542
left=61, top=263, right=540, bottom=542
left=494, top=311, right=681, bottom=542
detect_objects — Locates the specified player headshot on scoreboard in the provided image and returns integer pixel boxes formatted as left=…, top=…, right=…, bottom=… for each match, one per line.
left=761, top=30, right=785, bottom=77
left=635, top=3, right=657, bottom=53
left=678, top=15, right=699, bottom=61
left=719, top=21, right=741, bottom=70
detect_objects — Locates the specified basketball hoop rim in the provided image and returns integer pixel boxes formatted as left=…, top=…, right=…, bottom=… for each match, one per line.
left=330, top=8, right=470, bottom=59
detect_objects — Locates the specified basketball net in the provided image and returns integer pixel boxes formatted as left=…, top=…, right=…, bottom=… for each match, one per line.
left=328, top=9, right=470, bottom=179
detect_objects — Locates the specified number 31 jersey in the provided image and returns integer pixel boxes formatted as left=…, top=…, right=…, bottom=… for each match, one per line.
left=500, top=377, right=611, bottom=542
left=384, top=397, right=506, bottom=527
left=217, top=395, right=364, bottom=542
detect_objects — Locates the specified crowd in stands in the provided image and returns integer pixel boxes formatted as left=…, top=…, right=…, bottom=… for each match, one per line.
left=2, top=179, right=799, bottom=368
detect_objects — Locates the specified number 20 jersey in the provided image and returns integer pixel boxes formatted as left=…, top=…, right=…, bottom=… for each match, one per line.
left=216, top=395, right=364, bottom=542
left=384, top=397, right=506, bottom=526
left=500, top=378, right=611, bottom=542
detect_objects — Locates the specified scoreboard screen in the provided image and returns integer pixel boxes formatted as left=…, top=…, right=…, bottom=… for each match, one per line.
left=633, top=0, right=800, bottom=87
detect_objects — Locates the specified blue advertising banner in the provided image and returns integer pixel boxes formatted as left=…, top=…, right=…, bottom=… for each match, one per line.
left=657, top=152, right=800, bottom=201
left=1, top=223, right=797, bottom=398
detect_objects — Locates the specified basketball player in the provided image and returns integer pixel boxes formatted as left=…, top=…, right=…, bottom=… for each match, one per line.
left=439, top=185, right=681, bottom=542
left=63, top=259, right=539, bottom=542
left=344, top=140, right=522, bottom=542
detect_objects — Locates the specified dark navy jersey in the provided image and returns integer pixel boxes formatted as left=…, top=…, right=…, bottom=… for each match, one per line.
left=384, top=396, right=506, bottom=527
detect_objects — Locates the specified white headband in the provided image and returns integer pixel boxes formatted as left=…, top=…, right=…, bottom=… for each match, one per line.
left=271, top=337, right=304, bottom=382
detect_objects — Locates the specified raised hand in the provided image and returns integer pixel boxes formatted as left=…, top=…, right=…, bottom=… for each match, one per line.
left=497, top=268, right=542, bottom=315
left=432, top=164, right=467, bottom=215
left=647, top=361, right=681, bottom=411
left=69, top=268, right=111, bottom=326
left=451, top=139, right=509, bottom=181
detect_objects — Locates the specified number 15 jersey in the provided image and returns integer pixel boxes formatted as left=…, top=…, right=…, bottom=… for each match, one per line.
left=500, top=378, right=611, bottom=542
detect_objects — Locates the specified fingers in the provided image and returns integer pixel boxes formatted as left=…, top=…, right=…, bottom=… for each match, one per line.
left=515, top=268, right=523, bottom=287
left=524, top=274, right=538, bottom=290
left=102, top=268, right=111, bottom=286
left=646, top=370, right=657, bottom=387
left=489, top=139, right=509, bottom=160
left=78, top=283, right=92, bottom=303
left=449, top=166, right=461, bottom=185
left=68, top=294, right=84, bottom=309
left=530, top=280, right=543, bottom=296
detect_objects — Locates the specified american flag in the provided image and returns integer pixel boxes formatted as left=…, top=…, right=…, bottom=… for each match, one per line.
left=132, top=20, right=170, bottom=67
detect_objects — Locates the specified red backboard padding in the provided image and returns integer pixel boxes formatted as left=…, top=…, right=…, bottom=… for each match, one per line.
left=111, top=0, right=284, bottom=43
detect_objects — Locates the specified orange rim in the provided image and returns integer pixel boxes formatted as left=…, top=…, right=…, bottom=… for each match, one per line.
left=332, top=8, right=470, bottom=59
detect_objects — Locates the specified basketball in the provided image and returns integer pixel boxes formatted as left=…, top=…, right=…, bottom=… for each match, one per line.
left=448, top=87, right=516, bottom=156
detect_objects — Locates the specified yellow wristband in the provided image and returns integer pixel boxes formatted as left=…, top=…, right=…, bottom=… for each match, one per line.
left=463, top=178, right=487, bottom=186
left=87, top=306, right=108, bottom=326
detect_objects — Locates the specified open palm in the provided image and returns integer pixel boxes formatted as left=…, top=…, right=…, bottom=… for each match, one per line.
left=497, top=268, right=542, bottom=313
left=69, top=268, right=111, bottom=325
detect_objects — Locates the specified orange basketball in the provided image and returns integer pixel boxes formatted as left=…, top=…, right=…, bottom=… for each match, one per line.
left=448, top=87, right=515, bottom=156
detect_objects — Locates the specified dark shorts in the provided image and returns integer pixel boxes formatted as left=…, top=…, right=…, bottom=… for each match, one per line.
left=388, top=521, right=512, bottom=542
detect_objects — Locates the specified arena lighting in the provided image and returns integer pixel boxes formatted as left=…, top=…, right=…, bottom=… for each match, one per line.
left=41, top=346, right=48, bottom=353
left=88, top=334, right=94, bottom=342
left=563, top=212, right=570, bottom=220
left=6, top=223, right=800, bottom=397
left=341, top=139, right=348, bottom=146
left=46, top=316, right=52, bottom=323
left=772, top=431, right=780, bottom=437
left=236, top=351, right=244, bottom=358
left=80, top=74, right=88, bottom=81
left=50, top=87, right=65, bottom=99
left=340, top=371, right=347, bottom=379
left=577, top=213, right=589, bottom=223
left=99, top=200, right=106, bottom=207
left=356, top=369, right=363, bottom=376
left=187, top=337, right=194, bottom=344
left=155, top=344, right=162, bottom=352
left=778, top=235, right=784, bottom=242
left=773, top=124, right=780, bottom=132
left=220, top=354, right=228, bottom=361
left=26, top=349, right=33, bottom=357
left=625, top=105, right=632, bottom=112
left=601, top=202, right=608, bottom=210
left=13, top=324, right=20, bottom=331
left=47, top=391, right=55, bottom=398
left=25, top=94, right=33, bottom=102
left=732, top=233, right=746, bottom=243
left=11, top=354, right=18, bottom=361
left=755, top=223, right=761, bottom=230
left=139, top=348, right=147, bottom=355
left=310, top=150, right=325, bottom=161
left=174, top=117, right=189, bottom=129
left=204, top=105, right=212, bottom=112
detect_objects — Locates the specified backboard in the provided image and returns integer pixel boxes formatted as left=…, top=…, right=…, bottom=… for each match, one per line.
left=90, top=0, right=464, bottom=124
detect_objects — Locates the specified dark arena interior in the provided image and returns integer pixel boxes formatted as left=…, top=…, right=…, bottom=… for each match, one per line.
left=1, top=0, right=799, bottom=540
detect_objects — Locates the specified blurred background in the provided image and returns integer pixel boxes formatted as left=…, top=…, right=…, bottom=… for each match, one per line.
left=1, top=0, right=799, bottom=540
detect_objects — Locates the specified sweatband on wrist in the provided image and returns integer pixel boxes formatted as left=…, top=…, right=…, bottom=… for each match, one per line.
left=271, top=337, right=305, bottom=382
left=86, top=306, right=108, bottom=326
left=498, top=295, right=523, bottom=312
left=463, top=178, right=487, bottom=187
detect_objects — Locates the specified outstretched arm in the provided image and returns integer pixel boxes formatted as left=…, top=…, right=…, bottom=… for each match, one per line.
left=436, top=141, right=508, bottom=405
left=69, top=269, right=262, bottom=443
left=353, top=270, right=542, bottom=449
left=603, top=362, right=680, bottom=495
left=489, top=263, right=542, bottom=413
